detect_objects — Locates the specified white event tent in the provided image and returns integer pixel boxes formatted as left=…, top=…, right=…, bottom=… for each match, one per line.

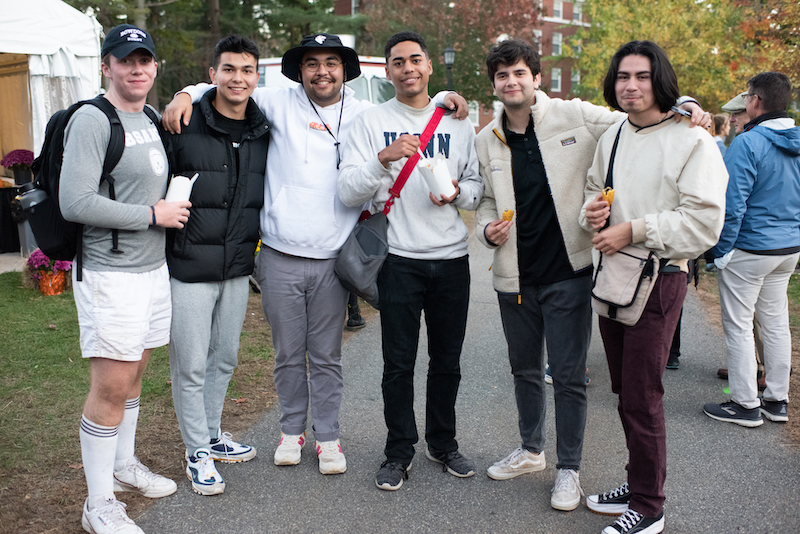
left=0, top=0, right=102, bottom=159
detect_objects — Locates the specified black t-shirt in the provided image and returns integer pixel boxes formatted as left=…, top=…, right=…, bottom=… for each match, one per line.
left=503, top=115, right=589, bottom=286
left=211, top=106, right=247, bottom=143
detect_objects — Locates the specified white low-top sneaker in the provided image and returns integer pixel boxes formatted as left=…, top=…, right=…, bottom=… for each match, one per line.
left=315, top=439, right=347, bottom=474
left=274, top=432, right=306, bottom=466
left=81, top=497, right=144, bottom=534
left=487, top=447, right=545, bottom=480
left=113, top=456, right=177, bottom=499
left=550, top=468, right=583, bottom=511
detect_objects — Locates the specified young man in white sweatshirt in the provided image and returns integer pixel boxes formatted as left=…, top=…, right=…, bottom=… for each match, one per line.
left=162, top=34, right=466, bottom=476
left=338, top=31, right=483, bottom=491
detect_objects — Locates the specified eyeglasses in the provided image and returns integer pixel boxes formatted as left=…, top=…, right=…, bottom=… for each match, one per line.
left=743, top=93, right=759, bottom=103
left=302, top=59, right=342, bottom=72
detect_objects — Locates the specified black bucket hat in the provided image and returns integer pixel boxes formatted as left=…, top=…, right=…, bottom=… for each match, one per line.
left=281, top=33, right=361, bottom=83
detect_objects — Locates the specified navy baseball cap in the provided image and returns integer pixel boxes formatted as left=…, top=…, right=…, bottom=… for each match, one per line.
left=102, top=24, right=157, bottom=60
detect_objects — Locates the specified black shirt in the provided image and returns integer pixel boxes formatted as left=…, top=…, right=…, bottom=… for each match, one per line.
left=503, top=115, right=588, bottom=286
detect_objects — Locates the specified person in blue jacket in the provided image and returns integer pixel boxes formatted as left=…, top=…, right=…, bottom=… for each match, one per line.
left=704, top=71, right=800, bottom=427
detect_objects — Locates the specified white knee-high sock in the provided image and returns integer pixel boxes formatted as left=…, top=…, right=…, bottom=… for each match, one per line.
left=114, top=397, right=140, bottom=472
left=80, top=415, right=118, bottom=508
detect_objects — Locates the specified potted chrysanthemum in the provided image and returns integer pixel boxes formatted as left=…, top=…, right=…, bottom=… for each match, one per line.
left=1, top=149, right=34, bottom=184
left=26, top=248, right=72, bottom=295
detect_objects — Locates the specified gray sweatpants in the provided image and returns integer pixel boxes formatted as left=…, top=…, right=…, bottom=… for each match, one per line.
left=169, top=276, right=249, bottom=456
left=255, top=247, right=347, bottom=442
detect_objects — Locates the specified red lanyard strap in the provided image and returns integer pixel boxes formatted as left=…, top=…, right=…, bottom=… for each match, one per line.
left=382, top=106, right=446, bottom=215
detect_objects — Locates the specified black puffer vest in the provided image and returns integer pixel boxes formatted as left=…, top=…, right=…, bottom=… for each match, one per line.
left=166, top=90, right=269, bottom=282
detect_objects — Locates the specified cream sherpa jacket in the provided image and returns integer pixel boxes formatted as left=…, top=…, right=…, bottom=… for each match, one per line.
left=475, top=91, right=624, bottom=293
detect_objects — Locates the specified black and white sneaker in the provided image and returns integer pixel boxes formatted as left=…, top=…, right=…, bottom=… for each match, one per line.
left=375, top=460, right=411, bottom=491
left=425, top=448, right=476, bottom=477
left=587, top=482, right=631, bottom=515
left=703, top=400, right=763, bottom=427
left=761, top=399, right=789, bottom=422
left=603, top=509, right=664, bottom=534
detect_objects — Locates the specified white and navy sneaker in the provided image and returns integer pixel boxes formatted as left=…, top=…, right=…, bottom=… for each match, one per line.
left=587, top=482, right=631, bottom=515
left=113, top=456, right=177, bottom=499
left=602, top=509, right=664, bottom=534
left=703, top=400, right=763, bottom=427
left=209, top=429, right=256, bottom=463
left=81, top=497, right=144, bottom=534
left=186, top=448, right=225, bottom=496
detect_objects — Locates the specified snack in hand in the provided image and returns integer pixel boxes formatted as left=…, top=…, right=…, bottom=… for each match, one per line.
left=502, top=209, right=514, bottom=222
left=602, top=187, right=615, bottom=206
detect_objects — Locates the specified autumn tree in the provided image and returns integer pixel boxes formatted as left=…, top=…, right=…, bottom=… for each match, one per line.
left=572, top=0, right=762, bottom=112
left=360, top=0, right=539, bottom=107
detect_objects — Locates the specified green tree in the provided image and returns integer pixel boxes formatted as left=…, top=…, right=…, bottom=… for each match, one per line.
left=262, top=0, right=366, bottom=54
left=360, top=0, right=539, bottom=107
left=571, top=0, right=773, bottom=112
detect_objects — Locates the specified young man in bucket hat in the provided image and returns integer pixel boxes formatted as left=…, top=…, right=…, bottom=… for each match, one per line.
left=60, top=24, right=190, bottom=534
left=163, top=33, right=466, bottom=475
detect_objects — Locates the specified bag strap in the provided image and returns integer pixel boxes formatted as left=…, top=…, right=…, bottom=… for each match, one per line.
left=382, top=106, right=446, bottom=215
left=601, top=120, right=626, bottom=230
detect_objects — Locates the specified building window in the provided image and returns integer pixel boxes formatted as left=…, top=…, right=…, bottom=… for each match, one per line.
left=551, top=68, right=562, bottom=92
left=533, top=30, right=543, bottom=54
left=553, top=1, right=563, bottom=18
left=571, top=69, right=580, bottom=89
left=552, top=32, right=562, bottom=56
left=573, top=1, right=582, bottom=21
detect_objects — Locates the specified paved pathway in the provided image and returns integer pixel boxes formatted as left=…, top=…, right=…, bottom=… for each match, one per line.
left=138, top=235, right=800, bottom=533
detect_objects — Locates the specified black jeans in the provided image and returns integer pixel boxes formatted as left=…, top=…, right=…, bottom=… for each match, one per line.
left=377, top=254, right=470, bottom=464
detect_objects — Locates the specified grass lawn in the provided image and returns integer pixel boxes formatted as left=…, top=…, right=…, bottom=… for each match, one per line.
left=0, top=270, right=276, bottom=534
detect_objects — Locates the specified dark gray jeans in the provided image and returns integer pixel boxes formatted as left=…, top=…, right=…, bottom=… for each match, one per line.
left=497, top=275, right=591, bottom=471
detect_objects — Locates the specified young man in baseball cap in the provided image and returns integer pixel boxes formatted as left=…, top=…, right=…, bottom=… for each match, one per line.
left=61, top=23, right=190, bottom=534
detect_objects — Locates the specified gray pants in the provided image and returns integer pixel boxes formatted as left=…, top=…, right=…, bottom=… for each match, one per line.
left=255, top=247, right=347, bottom=442
left=497, top=276, right=592, bottom=471
left=169, top=276, right=249, bottom=456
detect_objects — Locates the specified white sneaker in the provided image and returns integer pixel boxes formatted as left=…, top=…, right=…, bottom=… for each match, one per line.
left=315, top=439, right=347, bottom=474
left=186, top=448, right=225, bottom=496
left=274, top=432, right=306, bottom=465
left=550, top=468, right=584, bottom=511
left=81, top=497, right=144, bottom=534
left=113, top=456, right=177, bottom=499
left=487, top=448, right=546, bottom=480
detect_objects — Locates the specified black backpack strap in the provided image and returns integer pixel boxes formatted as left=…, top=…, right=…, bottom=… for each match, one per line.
left=143, top=104, right=173, bottom=180
left=86, top=96, right=126, bottom=256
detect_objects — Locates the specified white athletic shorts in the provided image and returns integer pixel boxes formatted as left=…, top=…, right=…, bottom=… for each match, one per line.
left=73, top=263, right=171, bottom=361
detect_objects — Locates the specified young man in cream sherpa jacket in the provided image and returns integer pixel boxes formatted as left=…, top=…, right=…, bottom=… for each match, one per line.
left=474, top=40, right=707, bottom=514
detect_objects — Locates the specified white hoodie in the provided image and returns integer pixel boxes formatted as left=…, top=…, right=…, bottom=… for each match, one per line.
left=184, top=83, right=371, bottom=258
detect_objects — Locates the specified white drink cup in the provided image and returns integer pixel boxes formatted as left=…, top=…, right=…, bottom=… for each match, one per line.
left=418, top=154, right=456, bottom=199
left=165, top=173, right=198, bottom=202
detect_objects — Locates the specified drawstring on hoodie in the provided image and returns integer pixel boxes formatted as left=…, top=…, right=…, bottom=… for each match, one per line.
left=307, top=85, right=346, bottom=168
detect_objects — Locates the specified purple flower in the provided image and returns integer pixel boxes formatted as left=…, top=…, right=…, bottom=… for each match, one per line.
left=26, top=248, right=71, bottom=282
left=1, top=149, right=34, bottom=171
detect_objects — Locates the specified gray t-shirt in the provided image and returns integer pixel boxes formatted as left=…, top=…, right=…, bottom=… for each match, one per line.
left=59, top=104, right=168, bottom=272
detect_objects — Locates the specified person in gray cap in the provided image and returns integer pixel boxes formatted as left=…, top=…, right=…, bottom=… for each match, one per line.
left=60, top=23, right=190, bottom=534
left=722, top=91, right=751, bottom=135
left=163, top=33, right=467, bottom=475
